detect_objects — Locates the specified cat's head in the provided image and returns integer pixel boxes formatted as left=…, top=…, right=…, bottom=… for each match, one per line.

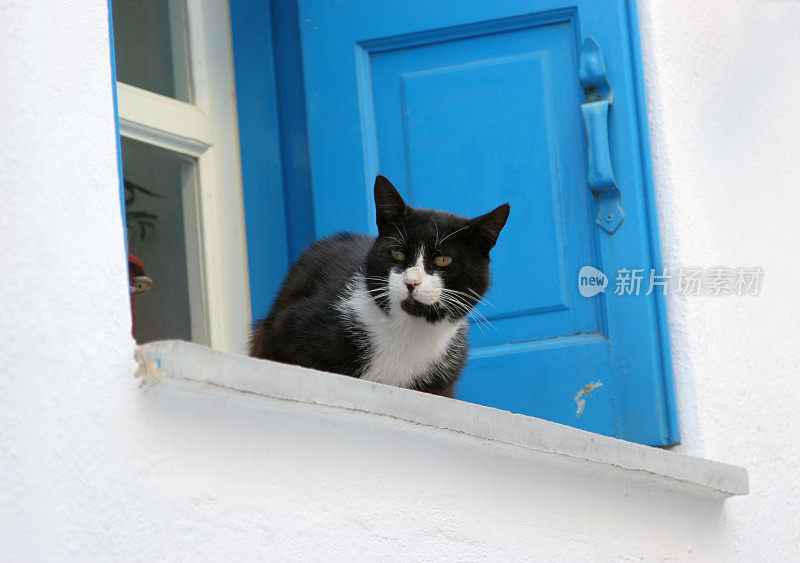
left=365, top=175, right=509, bottom=323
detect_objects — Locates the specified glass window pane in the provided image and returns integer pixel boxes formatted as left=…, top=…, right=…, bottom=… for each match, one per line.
left=122, top=138, right=206, bottom=344
left=112, top=0, right=193, bottom=103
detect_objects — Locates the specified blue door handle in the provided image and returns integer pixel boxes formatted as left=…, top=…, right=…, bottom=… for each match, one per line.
left=580, top=37, right=624, bottom=234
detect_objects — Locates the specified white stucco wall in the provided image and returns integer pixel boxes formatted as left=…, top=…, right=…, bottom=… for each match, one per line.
left=0, top=1, right=137, bottom=557
left=0, top=1, right=797, bottom=560
left=638, top=1, right=800, bottom=558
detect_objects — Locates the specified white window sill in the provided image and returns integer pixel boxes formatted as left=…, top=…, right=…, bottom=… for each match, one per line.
left=135, top=339, right=748, bottom=498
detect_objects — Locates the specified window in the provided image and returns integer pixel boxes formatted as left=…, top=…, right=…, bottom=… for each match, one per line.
left=113, top=0, right=250, bottom=354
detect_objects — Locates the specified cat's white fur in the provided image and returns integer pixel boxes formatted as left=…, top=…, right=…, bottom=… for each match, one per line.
left=338, top=253, right=465, bottom=388
left=402, top=248, right=443, bottom=305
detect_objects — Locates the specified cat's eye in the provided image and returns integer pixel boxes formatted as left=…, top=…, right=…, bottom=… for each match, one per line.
left=390, top=249, right=405, bottom=261
left=434, top=255, right=453, bottom=267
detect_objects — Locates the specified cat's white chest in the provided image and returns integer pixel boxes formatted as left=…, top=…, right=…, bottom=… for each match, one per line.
left=339, top=277, right=465, bottom=388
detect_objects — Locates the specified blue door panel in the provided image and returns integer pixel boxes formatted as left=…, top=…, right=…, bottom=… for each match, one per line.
left=235, top=0, right=678, bottom=445
left=460, top=334, right=616, bottom=436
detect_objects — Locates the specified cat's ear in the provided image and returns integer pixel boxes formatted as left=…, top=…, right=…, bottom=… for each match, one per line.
left=467, top=203, right=510, bottom=253
left=374, top=175, right=408, bottom=235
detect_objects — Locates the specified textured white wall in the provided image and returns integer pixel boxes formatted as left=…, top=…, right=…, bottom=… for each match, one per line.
left=0, top=0, right=797, bottom=560
left=638, top=0, right=800, bottom=559
left=0, top=1, right=136, bottom=558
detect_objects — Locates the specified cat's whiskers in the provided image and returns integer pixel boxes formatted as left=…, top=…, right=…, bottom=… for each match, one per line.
left=393, top=224, right=407, bottom=245
left=440, top=290, right=496, bottom=329
left=466, top=306, right=495, bottom=330
left=442, top=288, right=494, bottom=316
left=439, top=293, right=470, bottom=312
left=440, top=295, right=488, bottom=337
left=438, top=295, right=473, bottom=322
left=440, top=287, right=478, bottom=303
left=470, top=313, right=488, bottom=338
left=440, top=287, right=492, bottom=309
left=438, top=300, right=473, bottom=331
left=384, top=236, right=405, bottom=247
left=434, top=299, right=457, bottom=319
left=469, top=309, right=495, bottom=330
left=466, top=287, right=497, bottom=308
left=437, top=225, right=469, bottom=247
left=438, top=291, right=496, bottom=331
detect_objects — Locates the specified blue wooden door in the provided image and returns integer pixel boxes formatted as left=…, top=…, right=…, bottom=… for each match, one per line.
left=256, top=0, right=676, bottom=445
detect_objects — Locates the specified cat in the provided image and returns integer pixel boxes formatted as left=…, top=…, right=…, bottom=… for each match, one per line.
left=249, top=175, right=509, bottom=397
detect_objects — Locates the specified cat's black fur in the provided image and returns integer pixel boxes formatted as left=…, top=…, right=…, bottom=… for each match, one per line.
left=250, top=175, right=509, bottom=397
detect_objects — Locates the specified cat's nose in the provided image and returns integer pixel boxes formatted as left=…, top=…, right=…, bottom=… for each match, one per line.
left=406, top=281, right=420, bottom=293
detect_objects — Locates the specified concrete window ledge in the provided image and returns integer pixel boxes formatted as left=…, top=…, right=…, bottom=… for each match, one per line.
left=135, top=340, right=748, bottom=498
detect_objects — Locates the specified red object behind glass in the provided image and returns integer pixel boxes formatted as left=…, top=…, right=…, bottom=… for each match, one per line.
left=128, top=255, right=152, bottom=338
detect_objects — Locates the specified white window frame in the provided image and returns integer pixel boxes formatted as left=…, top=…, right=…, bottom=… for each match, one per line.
left=117, top=0, right=251, bottom=355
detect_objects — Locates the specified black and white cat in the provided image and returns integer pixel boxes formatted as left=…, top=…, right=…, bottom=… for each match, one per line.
left=250, top=175, right=509, bottom=397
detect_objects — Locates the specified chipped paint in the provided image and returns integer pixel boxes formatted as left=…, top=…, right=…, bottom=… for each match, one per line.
left=574, top=381, right=604, bottom=417
left=134, top=346, right=166, bottom=385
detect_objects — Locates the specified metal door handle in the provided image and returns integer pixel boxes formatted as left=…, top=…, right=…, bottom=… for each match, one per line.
left=580, top=37, right=624, bottom=234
